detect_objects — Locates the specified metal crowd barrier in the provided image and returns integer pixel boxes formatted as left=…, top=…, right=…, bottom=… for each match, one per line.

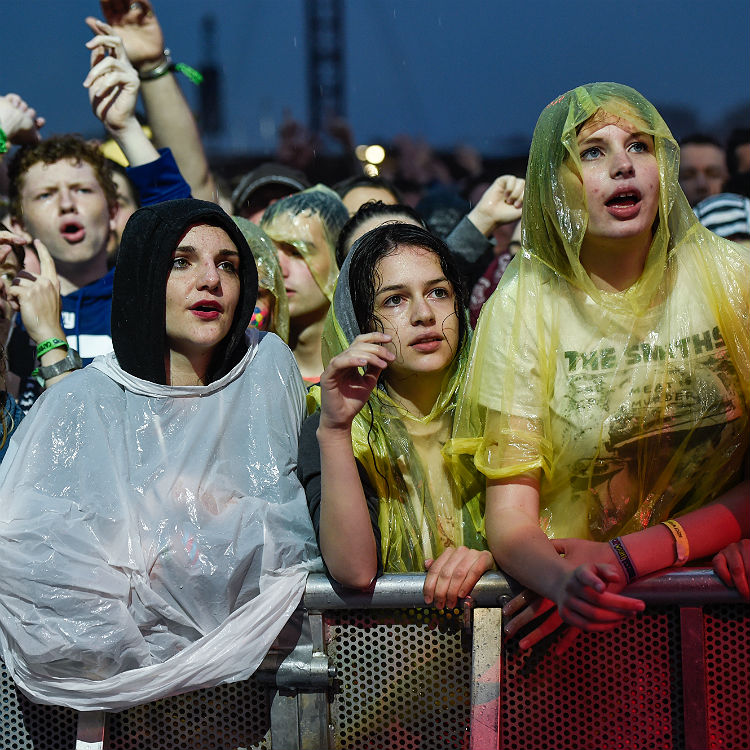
left=1, top=568, right=747, bottom=749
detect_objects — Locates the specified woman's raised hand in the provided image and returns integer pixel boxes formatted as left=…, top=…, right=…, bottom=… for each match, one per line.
left=318, top=332, right=395, bottom=432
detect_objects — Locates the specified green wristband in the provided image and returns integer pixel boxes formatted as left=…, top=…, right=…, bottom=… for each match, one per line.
left=36, top=337, right=68, bottom=358
left=0, top=127, right=8, bottom=155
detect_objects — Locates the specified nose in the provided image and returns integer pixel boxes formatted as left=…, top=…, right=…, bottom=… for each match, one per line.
left=611, top=148, right=635, bottom=179
left=410, top=295, right=436, bottom=326
left=58, top=186, right=75, bottom=213
left=196, top=260, right=220, bottom=290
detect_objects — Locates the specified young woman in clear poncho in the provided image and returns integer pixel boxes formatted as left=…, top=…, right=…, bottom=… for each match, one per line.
left=447, top=83, right=749, bottom=646
left=299, top=223, right=492, bottom=608
left=0, top=198, right=320, bottom=710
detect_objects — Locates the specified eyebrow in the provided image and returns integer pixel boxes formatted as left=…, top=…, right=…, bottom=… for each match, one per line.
left=578, top=130, right=652, bottom=145
left=174, top=245, right=240, bottom=257
left=375, top=276, right=448, bottom=296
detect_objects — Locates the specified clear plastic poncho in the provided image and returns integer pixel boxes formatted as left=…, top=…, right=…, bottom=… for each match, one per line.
left=447, top=83, right=749, bottom=541
left=233, top=216, right=290, bottom=342
left=260, top=184, right=348, bottom=301
left=0, top=331, right=321, bottom=710
left=312, top=243, right=486, bottom=572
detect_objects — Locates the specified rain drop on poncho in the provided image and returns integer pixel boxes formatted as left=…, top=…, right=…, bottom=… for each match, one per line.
left=447, top=83, right=749, bottom=541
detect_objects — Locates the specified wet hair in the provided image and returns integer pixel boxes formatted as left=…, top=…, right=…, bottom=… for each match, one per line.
left=334, top=174, right=403, bottom=204
left=7, top=135, right=118, bottom=220
left=335, top=200, right=425, bottom=266
left=347, top=223, right=468, bottom=354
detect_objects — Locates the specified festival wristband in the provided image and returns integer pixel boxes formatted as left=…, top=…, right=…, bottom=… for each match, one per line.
left=661, top=519, right=690, bottom=566
left=609, top=536, right=638, bottom=582
left=36, top=337, right=68, bottom=358
left=0, top=127, right=8, bottom=154
left=138, top=50, right=203, bottom=85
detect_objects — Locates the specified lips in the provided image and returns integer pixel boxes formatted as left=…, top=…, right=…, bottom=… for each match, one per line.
left=605, top=187, right=643, bottom=220
left=59, top=219, right=85, bottom=243
left=409, top=333, right=444, bottom=352
left=189, top=300, right=224, bottom=320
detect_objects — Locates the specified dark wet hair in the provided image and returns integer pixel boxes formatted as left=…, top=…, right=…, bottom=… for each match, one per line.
left=334, top=174, right=403, bottom=204
left=347, top=223, right=468, bottom=353
left=335, top=200, right=425, bottom=266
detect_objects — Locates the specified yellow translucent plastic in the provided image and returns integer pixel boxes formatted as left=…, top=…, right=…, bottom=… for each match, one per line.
left=233, top=216, right=290, bottom=343
left=311, top=271, right=487, bottom=573
left=447, top=83, right=749, bottom=541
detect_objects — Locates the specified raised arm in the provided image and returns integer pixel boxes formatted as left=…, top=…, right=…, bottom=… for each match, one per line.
left=97, top=0, right=218, bottom=202
left=0, top=93, right=45, bottom=158
left=84, top=18, right=160, bottom=167
left=315, top=332, right=394, bottom=588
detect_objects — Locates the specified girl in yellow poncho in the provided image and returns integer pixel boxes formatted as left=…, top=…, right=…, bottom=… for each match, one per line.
left=299, top=223, right=492, bottom=608
left=448, top=83, right=749, bottom=643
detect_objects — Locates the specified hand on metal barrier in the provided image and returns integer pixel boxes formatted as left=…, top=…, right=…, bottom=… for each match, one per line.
left=423, top=546, right=495, bottom=610
left=713, top=539, right=750, bottom=600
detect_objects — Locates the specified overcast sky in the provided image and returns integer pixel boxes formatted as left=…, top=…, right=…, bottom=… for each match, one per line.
left=3, top=0, right=748, bottom=157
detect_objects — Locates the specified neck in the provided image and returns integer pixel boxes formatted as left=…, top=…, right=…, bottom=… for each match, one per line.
left=56, top=251, right=109, bottom=294
left=164, top=349, right=213, bottom=386
left=288, top=309, right=328, bottom=381
left=579, top=233, right=652, bottom=292
left=384, top=369, right=445, bottom=419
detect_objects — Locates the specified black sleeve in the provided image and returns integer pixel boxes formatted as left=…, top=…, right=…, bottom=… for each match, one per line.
left=445, top=215, right=495, bottom=289
left=297, top=410, right=383, bottom=574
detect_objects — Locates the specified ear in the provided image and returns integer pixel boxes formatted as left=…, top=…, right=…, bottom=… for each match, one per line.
left=108, top=203, right=118, bottom=235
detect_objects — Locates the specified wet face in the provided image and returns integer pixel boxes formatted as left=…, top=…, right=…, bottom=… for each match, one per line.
left=342, top=186, right=398, bottom=215
left=165, top=224, right=241, bottom=359
left=679, top=143, right=728, bottom=206
left=372, top=245, right=460, bottom=384
left=276, top=239, right=329, bottom=322
left=576, top=116, right=660, bottom=256
left=14, top=158, right=115, bottom=268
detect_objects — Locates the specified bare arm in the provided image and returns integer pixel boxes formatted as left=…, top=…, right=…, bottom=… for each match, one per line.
left=98, top=0, right=217, bottom=202
left=316, top=333, right=394, bottom=588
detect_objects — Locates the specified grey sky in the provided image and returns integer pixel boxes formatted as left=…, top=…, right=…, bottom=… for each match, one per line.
left=3, top=0, right=748, bottom=156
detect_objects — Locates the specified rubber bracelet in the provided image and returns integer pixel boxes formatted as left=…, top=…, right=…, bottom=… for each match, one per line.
left=36, top=337, right=68, bottom=358
left=138, top=50, right=203, bottom=85
left=0, top=127, right=8, bottom=155
left=661, top=519, right=690, bottom=566
left=609, top=536, right=638, bottom=582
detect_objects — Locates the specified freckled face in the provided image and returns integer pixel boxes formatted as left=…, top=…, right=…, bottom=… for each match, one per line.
left=576, top=117, right=660, bottom=254
left=372, top=245, right=460, bottom=382
left=165, top=224, right=241, bottom=359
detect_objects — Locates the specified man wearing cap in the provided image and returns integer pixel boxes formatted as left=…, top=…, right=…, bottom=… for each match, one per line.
left=232, top=163, right=310, bottom=224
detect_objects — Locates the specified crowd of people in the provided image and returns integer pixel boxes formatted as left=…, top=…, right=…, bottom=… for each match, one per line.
left=0, top=0, right=747, bottom=713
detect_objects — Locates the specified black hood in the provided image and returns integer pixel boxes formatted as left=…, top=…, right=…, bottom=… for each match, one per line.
left=112, top=198, right=258, bottom=384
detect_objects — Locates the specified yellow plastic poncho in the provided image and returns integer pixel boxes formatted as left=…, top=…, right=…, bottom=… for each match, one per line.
left=233, top=216, right=290, bottom=343
left=260, top=184, right=348, bottom=301
left=312, top=239, right=487, bottom=572
left=447, top=83, right=749, bottom=541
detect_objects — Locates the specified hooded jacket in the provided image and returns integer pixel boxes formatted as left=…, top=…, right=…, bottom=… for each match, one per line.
left=112, top=198, right=258, bottom=384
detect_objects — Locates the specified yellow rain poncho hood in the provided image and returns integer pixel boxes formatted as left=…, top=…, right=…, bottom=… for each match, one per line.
left=233, top=216, right=290, bottom=342
left=448, top=82, right=749, bottom=541
left=260, top=184, right=348, bottom=301
left=314, top=225, right=487, bottom=572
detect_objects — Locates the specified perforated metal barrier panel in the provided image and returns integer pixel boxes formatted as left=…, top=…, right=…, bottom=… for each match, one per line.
left=1, top=575, right=747, bottom=749
left=326, top=607, right=472, bottom=749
